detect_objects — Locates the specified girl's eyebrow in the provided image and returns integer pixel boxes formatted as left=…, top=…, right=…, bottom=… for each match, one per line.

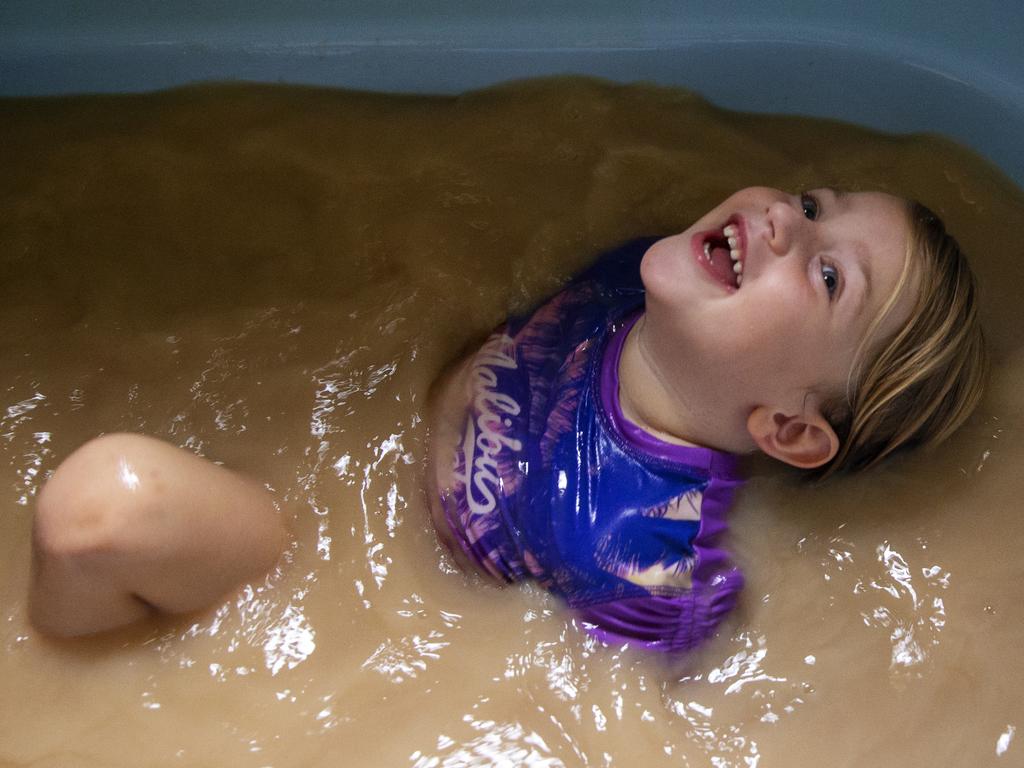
left=825, top=187, right=847, bottom=206
left=848, top=241, right=873, bottom=320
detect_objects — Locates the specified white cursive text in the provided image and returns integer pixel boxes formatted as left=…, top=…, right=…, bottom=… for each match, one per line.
left=453, top=333, right=523, bottom=516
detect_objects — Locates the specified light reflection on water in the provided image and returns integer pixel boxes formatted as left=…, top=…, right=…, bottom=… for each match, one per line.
left=997, top=725, right=1016, bottom=757
left=361, top=630, right=448, bottom=683
left=706, top=636, right=786, bottom=697
left=855, top=540, right=952, bottom=676
left=262, top=602, right=317, bottom=676
left=2, top=392, right=50, bottom=505
left=665, top=694, right=763, bottom=767
left=410, top=722, right=565, bottom=768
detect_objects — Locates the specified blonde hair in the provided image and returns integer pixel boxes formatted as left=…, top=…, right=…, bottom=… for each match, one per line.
left=817, top=201, right=988, bottom=478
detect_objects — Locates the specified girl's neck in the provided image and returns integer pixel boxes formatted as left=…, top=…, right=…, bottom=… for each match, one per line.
left=616, top=315, right=742, bottom=454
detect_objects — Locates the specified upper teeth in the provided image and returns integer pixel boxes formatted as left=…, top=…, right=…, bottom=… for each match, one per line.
left=703, top=223, right=744, bottom=287
left=724, top=224, right=742, bottom=272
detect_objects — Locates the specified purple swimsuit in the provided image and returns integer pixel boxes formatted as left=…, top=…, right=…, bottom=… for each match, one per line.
left=436, top=239, right=744, bottom=653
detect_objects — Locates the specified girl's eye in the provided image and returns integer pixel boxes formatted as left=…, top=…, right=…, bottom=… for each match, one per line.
left=822, top=263, right=839, bottom=298
left=800, top=192, right=820, bottom=221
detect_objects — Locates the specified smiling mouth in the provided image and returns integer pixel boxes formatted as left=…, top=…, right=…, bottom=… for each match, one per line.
left=700, top=220, right=744, bottom=289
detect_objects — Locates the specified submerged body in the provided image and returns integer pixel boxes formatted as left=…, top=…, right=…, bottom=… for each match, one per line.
left=429, top=240, right=743, bottom=652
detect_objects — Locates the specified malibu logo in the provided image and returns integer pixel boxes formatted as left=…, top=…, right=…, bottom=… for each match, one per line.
left=453, top=332, right=523, bottom=516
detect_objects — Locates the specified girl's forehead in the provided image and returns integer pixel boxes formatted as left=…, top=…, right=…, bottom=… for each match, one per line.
left=832, top=189, right=908, bottom=223
left=849, top=192, right=919, bottom=345
left=830, top=191, right=912, bottom=276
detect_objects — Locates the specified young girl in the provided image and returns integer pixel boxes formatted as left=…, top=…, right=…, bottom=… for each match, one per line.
left=27, top=186, right=987, bottom=650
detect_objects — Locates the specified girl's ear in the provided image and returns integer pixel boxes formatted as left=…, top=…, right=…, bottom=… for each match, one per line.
left=746, top=406, right=840, bottom=470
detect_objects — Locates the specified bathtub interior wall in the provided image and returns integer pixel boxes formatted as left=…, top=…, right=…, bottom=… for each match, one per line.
left=3, top=6, right=1024, bottom=768
left=2, top=0, right=1023, bottom=186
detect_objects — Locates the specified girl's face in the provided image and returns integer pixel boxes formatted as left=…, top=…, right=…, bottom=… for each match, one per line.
left=639, top=187, right=916, bottom=425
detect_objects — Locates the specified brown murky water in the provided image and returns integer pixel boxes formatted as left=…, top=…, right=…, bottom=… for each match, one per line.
left=1, top=78, right=1022, bottom=767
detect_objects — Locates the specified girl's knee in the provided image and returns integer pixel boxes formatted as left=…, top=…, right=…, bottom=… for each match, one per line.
left=31, top=433, right=286, bottom=635
left=34, top=433, right=171, bottom=557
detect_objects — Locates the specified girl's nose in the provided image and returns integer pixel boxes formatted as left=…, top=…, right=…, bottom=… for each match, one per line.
left=765, top=198, right=801, bottom=256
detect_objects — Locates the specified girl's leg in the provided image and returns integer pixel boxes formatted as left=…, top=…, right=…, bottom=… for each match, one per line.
left=29, top=433, right=288, bottom=637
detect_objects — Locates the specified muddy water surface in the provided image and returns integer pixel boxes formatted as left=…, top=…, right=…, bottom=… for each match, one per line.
left=1, top=78, right=1022, bottom=767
